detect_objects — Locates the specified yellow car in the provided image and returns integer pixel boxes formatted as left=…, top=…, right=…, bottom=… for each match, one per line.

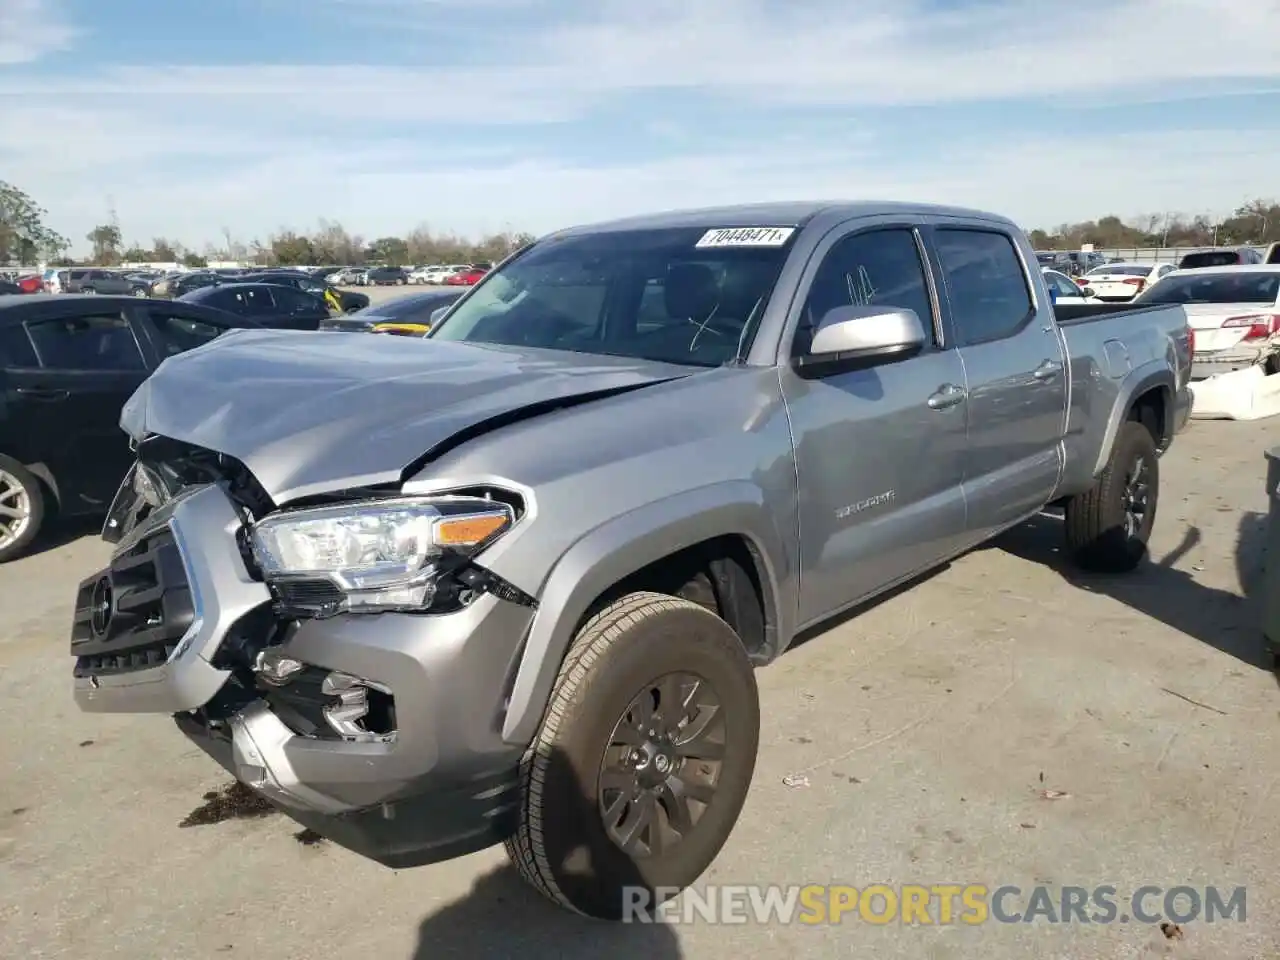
left=370, top=321, right=431, bottom=336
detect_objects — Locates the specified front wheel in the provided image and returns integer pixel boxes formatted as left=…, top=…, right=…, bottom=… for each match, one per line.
left=1063, top=420, right=1159, bottom=572
left=505, top=592, right=759, bottom=920
left=0, top=455, right=46, bottom=563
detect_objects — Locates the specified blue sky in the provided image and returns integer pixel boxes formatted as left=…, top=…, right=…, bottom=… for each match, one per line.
left=2, top=0, right=1279, bottom=254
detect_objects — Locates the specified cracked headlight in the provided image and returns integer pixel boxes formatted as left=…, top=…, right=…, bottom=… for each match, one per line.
left=250, top=496, right=514, bottom=612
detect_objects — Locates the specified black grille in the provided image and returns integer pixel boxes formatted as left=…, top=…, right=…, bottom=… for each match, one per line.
left=71, top=527, right=196, bottom=677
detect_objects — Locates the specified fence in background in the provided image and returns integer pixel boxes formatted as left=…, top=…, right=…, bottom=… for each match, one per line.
left=1089, top=246, right=1268, bottom=264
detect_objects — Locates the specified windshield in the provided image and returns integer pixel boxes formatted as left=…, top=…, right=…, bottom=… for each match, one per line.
left=1135, top=272, right=1280, bottom=305
left=427, top=226, right=793, bottom=367
left=1088, top=264, right=1150, bottom=277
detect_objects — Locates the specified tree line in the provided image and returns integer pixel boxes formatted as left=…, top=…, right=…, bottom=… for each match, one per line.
left=3, top=179, right=1278, bottom=268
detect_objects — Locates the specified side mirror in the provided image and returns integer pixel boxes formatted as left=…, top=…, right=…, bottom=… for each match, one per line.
left=1081, top=286, right=1096, bottom=298
left=1048, top=286, right=1059, bottom=303
left=799, top=305, right=926, bottom=369
left=428, top=306, right=449, bottom=325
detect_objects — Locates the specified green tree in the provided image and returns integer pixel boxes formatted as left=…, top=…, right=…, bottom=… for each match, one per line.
left=121, top=246, right=152, bottom=262
left=270, top=231, right=315, bottom=265
left=152, top=238, right=179, bottom=262
left=0, top=180, right=69, bottom=263
left=182, top=251, right=207, bottom=268
left=367, top=235, right=409, bottom=265
left=87, top=223, right=123, bottom=265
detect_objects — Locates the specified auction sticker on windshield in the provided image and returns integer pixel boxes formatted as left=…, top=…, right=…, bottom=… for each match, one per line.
left=696, top=227, right=795, bottom=248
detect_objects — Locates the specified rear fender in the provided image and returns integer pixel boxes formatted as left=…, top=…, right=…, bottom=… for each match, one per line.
left=1091, top=361, right=1174, bottom=477
left=499, top=482, right=790, bottom=746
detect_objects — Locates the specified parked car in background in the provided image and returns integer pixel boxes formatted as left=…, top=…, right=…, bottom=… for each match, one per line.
left=0, top=280, right=21, bottom=295
left=1264, top=242, right=1280, bottom=265
left=0, top=294, right=258, bottom=561
left=364, top=266, right=410, bottom=286
left=1131, top=265, right=1280, bottom=379
left=150, top=271, right=225, bottom=299
left=323, top=288, right=464, bottom=334
left=1178, top=248, right=1264, bottom=269
left=407, top=266, right=435, bottom=284
left=420, top=263, right=471, bottom=284
left=179, top=283, right=333, bottom=330
left=122, top=272, right=160, bottom=296
left=244, top=270, right=369, bottom=313
left=1079, top=262, right=1174, bottom=301
left=8, top=274, right=43, bottom=294
left=60, top=269, right=136, bottom=296
left=1042, top=268, right=1101, bottom=304
left=443, top=265, right=487, bottom=286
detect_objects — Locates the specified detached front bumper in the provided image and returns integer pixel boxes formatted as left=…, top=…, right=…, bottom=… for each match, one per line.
left=71, top=482, right=535, bottom=863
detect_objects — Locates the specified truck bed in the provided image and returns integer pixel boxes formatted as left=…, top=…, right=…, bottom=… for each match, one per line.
left=1052, top=300, right=1192, bottom=497
left=1052, top=302, right=1181, bottom=325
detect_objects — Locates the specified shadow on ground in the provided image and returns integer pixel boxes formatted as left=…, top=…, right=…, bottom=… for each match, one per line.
left=995, top=511, right=1273, bottom=673
left=411, top=743, right=685, bottom=959
left=411, top=864, right=684, bottom=960
left=22, top=514, right=103, bottom=559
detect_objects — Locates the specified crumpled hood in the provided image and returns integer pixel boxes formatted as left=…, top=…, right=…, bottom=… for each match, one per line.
left=122, top=329, right=690, bottom=503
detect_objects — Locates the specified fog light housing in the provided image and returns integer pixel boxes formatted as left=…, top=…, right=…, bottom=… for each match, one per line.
left=321, top=671, right=396, bottom=742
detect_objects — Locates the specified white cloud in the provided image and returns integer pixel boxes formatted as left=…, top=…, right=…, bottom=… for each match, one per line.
left=0, top=0, right=75, bottom=64
left=1, top=0, right=1278, bottom=250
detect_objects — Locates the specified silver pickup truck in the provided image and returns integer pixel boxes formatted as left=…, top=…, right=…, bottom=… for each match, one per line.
left=70, top=201, right=1192, bottom=920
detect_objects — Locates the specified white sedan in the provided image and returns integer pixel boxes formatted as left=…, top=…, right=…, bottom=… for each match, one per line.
left=1042, top=268, right=1101, bottom=304
left=1080, top=262, right=1175, bottom=301
left=1131, top=265, right=1280, bottom=379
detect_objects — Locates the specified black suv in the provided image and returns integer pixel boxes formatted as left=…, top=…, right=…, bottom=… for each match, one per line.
left=364, top=266, right=409, bottom=286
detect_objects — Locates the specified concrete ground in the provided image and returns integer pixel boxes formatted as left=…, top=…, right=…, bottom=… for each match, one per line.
left=1, top=417, right=1277, bottom=960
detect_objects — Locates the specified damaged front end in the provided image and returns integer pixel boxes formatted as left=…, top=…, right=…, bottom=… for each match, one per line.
left=72, top=437, right=537, bottom=854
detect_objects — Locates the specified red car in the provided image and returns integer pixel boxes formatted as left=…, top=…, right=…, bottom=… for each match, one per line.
left=444, top=267, right=487, bottom=286
left=15, top=274, right=42, bottom=294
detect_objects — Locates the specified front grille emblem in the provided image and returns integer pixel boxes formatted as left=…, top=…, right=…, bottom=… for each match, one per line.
left=90, top=576, right=114, bottom=637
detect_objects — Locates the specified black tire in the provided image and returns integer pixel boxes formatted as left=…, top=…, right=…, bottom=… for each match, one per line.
left=505, top=591, right=759, bottom=920
left=0, top=454, right=46, bottom=563
left=1064, top=420, right=1159, bottom=572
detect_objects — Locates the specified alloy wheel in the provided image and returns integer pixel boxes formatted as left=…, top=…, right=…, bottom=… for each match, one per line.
left=597, top=672, right=726, bottom=857
left=1123, top=454, right=1151, bottom=539
left=0, top=469, right=32, bottom=551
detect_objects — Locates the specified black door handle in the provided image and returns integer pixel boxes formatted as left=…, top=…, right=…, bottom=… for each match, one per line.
left=15, top=387, right=69, bottom=401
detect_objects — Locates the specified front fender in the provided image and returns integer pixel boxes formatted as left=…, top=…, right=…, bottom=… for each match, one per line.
left=499, top=481, right=791, bottom=745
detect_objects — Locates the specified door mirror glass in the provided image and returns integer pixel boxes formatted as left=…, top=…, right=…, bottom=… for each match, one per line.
left=1081, top=286, right=1096, bottom=298
left=805, top=305, right=926, bottom=362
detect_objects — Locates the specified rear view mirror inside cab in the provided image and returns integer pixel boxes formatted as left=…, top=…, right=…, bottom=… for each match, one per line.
left=794, top=305, right=926, bottom=373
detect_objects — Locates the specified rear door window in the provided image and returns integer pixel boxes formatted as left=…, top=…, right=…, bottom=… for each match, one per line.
left=0, top=324, right=39, bottom=367
left=271, top=286, right=324, bottom=313
left=26, top=312, right=146, bottom=371
left=933, top=229, right=1035, bottom=346
left=144, top=308, right=230, bottom=357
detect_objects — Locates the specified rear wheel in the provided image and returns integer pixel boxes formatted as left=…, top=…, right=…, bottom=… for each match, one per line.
left=1064, top=420, right=1159, bottom=572
left=505, top=592, right=760, bottom=919
left=0, top=456, right=45, bottom=563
